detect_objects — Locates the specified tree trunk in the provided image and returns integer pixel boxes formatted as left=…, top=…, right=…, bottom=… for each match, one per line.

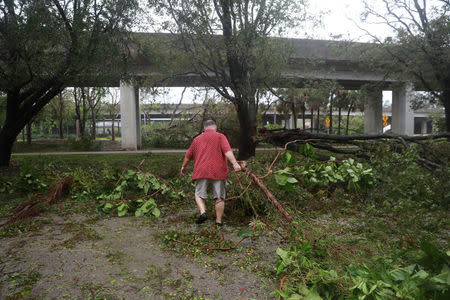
left=91, top=112, right=96, bottom=139
left=0, top=84, right=64, bottom=166
left=442, top=89, right=450, bottom=133
left=236, top=99, right=257, bottom=160
left=0, top=127, right=17, bottom=167
left=290, top=102, right=297, bottom=129
left=329, top=100, right=333, bottom=134
left=310, top=108, right=314, bottom=132
left=317, top=107, right=320, bottom=134
left=76, top=119, right=81, bottom=139
left=302, top=107, right=306, bottom=130
left=58, top=119, right=64, bottom=139
left=338, top=107, right=342, bottom=135
left=26, top=122, right=32, bottom=145
left=111, top=116, right=115, bottom=141
left=346, top=102, right=354, bottom=135
left=0, top=94, right=26, bottom=166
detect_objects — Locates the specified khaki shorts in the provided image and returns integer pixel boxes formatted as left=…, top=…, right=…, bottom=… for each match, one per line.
left=195, top=179, right=226, bottom=200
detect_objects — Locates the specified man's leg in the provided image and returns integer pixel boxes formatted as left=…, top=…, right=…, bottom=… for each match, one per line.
left=214, top=198, right=225, bottom=223
left=212, top=180, right=226, bottom=224
left=194, top=179, right=208, bottom=224
left=195, top=196, right=206, bottom=215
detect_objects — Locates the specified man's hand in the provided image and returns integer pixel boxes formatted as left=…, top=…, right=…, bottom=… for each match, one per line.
left=232, top=162, right=242, bottom=172
left=180, top=166, right=187, bottom=176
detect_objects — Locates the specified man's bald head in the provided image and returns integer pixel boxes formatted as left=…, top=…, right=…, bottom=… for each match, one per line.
left=203, top=120, right=217, bottom=130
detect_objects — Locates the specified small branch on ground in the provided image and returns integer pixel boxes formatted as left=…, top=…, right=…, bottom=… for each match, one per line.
left=1, top=178, right=73, bottom=227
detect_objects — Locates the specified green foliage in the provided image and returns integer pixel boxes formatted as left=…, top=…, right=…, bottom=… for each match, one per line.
left=296, top=157, right=375, bottom=192
left=370, top=147, right=450, bottom=210
left=275, top=223, right=344, bottom=299
left=264, top=123, right=284, bottom=130
left=70, top=166, right=112, bottom=202
left=272, top=146, right=375, bottom=194
left=0, top=177, right=14, bottom=194
left=142, top=124, right=192, bottom=149
left=67, top=136, right=101, bottom=151
left=275, top=224, right=450, bottom=300
left=97, top=169, right=181, bottom=217
left=347, top=259, right=450, bottom=300
left=14, top=164, right=47, bottom=193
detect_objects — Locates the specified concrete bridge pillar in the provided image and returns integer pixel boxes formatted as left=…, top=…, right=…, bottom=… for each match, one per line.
left=364, top=87, right=383, bottom=134
left=120, top=81, right=141, bottom=150
left=392, top=82, right=414, bottom=136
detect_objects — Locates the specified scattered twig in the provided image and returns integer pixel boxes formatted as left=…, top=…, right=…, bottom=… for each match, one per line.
left=114, top=168, right=127, bottom=186
left=141, top=188, right=164, bottom=200
left=205, top=236, right=249, bottom=251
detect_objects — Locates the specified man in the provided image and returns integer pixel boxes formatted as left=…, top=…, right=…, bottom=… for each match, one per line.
left=180, top=120, right=241, bottom=226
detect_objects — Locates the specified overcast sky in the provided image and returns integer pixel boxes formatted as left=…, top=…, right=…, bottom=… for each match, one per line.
left=306, top=0, right=388, bottom=41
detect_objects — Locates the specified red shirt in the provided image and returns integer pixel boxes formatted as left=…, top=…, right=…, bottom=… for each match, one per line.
left=185, top=129, right=232, bottom=180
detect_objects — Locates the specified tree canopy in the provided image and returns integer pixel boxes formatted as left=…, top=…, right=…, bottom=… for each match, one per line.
left=0, top=0, right=139, bottom=166
left=148, top=0, right=308, bottom=159
left=361, top=0, right=450, bottom=131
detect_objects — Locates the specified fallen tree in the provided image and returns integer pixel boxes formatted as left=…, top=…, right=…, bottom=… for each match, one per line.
left=260, top=128, right=450, bottom=170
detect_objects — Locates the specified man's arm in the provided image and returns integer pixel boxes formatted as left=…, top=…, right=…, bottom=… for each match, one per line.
left=180, top=156, right=190, bottom=176
left=224, top=150, right=241, bottom=172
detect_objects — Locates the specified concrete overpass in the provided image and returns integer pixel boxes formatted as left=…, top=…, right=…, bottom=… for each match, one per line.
left=113, top=33, right=415, bottom=149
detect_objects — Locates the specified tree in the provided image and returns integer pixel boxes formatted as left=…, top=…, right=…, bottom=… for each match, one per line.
left=106, top=88, right=120, bottom=141
left=307, top=88, right=328, bottom=133
left=335, top=90, right=349, bottom=135
left=0, top=0, right=138, bottom=167
left=361, top=0, right=450, bottom=132
left=271, top=88, right=302, bottom=129
left=48, top=89, right=72, bottom=139
left=150, top=0, right=306, bottom=160
left=345, top=90, right=360, bottom=135
left=73, top=87, right=88, bottom=139
left=86, top=87, right=106, bottom=139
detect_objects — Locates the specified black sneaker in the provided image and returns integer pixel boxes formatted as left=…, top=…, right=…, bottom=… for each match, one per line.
left=196, top=213, right=208, bottom=224
left=215, top=222, right=223, bottom=227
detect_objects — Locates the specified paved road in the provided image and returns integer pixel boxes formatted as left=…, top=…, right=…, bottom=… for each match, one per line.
left=12, top=148, right=281, bottom=156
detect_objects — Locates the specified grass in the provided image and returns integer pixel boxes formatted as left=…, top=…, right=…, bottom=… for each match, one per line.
left=1, top=147, right=449, bottom=299
left=11, top=139, right=121, bottom=153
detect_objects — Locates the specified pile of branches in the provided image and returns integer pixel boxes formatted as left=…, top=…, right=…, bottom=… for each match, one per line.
left=260, top=128, right=450, bottom=171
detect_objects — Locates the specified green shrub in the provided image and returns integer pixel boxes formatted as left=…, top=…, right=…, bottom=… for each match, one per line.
left=370, top=146, right=449, bottom=210
left=67, top=135, right=101, bottom=151
left=97, top=169, right=183, bottom=217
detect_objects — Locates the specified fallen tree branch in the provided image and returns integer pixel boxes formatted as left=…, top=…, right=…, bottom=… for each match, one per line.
left=262, top=129, right=449, bottom=170
left=0, top=178, right=73, bottom=227
left=243, top=166, right=293, bottom=223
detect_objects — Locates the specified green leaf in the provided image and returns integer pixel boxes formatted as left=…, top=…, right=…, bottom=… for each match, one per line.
left=237, top=230, right=252, bottom=238
left=276, top=248, right=289, bottom=260
left=152, top=207, right=161, bottom=218
left=286, top=177, right=298, bottom=184
left=275, top=174, right=287, bottom=186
